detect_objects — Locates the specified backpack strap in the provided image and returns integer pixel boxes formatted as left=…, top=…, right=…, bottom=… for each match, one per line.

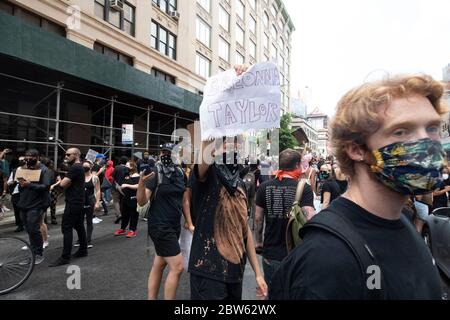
left=294, top=179, right=307, bottom=204
left=299, top=210, right=385, bottom=300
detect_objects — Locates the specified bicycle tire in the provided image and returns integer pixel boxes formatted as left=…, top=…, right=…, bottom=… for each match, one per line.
left=0, top=236, right=35, bottom=295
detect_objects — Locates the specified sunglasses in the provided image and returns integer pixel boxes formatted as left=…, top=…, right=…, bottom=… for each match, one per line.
left=65, top=153, right=74, bottom=157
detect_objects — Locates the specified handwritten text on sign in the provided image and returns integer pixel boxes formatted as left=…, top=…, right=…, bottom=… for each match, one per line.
left=200, top=62, right=281, bottom=141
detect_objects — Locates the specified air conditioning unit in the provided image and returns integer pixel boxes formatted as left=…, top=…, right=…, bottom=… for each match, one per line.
left=110, top=0, right=124, bottom=11
left=169, top=11, right=180, bottom=21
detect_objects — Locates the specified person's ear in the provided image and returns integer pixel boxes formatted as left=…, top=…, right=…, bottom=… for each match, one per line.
left=345, top=143, right=367, bottom=163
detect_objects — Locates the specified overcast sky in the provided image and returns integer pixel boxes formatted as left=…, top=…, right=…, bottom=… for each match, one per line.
left=282, top=0, right=450, bottom=116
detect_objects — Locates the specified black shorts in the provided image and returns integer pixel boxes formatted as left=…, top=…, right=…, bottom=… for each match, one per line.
left=190, top=274, right=243, bottom=300
left=148, top=224, right=181, bottom=257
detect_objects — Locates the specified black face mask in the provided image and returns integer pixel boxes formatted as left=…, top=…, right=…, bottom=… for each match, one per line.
left=18, top=160, right=26, bottom=167
left=26, top=158, right=38, bottom=167
left=161, top=154, right=173, bottom=167
left=83, top=167, right=91, bottom=173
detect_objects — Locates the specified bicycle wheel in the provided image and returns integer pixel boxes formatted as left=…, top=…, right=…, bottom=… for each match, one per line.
left=0, top=237, right=35, bottom=295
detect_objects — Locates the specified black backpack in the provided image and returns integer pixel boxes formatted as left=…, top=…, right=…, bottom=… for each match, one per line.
left=275, top=209, right=389, bottom=300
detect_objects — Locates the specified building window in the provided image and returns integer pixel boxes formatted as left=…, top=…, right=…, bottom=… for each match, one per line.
left=272, top=43, right=277, bottom=60
left=249, top=39, right=256, bottom=58
left=219, top=6, right=230, bottom=32
left=249, top=0, right=257, bottom=10
left=278, top=19, right=284, bottom=32
left=236, top=52, right=245, bottom=65
left=94, top=42, right=133, bottom=66
left=152, top=0, right=177, bottom=14
left=271, top=24, right=277, bottom=39
left=249, top=15, right=256, bottom=34
left=196, top=53, right=211, bottom=78
left=236, top=24, right=244, bottom=46
left=151, top=21, right=177, bottom=59
left=1, top=2, right=65, bottom=37
left=263, top=33, right=269, bottom=50
left=236, top=0, right=245, bottom=20
left=196, top=16, right=211, bottom=48
left=271, top=4, right=277, bottom=17
left=219, top=37, right=230, bottom=62
left=95, top=0, right=135, bottom=36
left=279, top=37, right=285, bottom=52
left=151, top=68, right=176, bottom=84
left=263, top=11, right=269, bottom=28
left=197, top=0, right=210, bottom=12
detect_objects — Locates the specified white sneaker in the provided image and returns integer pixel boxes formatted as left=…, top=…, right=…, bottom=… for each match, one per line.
left=21, top=245, right=28, bottom=251
left=87, top=244, right=94, bottom=249
left=43, top=241, right=49, bottom=249
left=74, top=243, right=80, bottom=247
left=93, top=217, right=102, bottom=224
left=2, top=206, right=10, bottom=212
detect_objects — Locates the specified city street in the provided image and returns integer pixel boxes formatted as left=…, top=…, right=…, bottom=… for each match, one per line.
left=0, top=211, right=262, bottom=300
left=1, top=208, right=449, bottom=300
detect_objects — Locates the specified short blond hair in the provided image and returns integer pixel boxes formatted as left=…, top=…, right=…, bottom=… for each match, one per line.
left=331, top=74, right=448, bottom=177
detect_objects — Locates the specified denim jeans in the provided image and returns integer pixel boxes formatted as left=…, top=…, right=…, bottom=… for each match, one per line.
left=262, top=258, right=282, bottom=288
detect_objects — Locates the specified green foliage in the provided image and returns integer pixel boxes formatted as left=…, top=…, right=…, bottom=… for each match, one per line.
left=279, top=113, right=299, bottom=152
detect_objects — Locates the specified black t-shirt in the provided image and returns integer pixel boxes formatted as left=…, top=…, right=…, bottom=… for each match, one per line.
left=145, top=165, right=186, bottom=227
left=433, top=179, right=450, bottom=209
left=186, top=170, right=199, bottom=225
left=17, top=164, right=51, bottom=210
left=123, top=175, right=140, bottom=207
left=270, top=197, right=443, bottom=300
left=113, top=165, right=129, bottom=186
left=92, top=164, right=104, bottom=183
left=255, top=178, right=314, bottom=261
left=65, top=163, right=85, bottom=204
left=189, top=165, right=249, bottom=284
left=336, top=179, right=348, bottom=194
left=320, top=180, right=342, bottom=204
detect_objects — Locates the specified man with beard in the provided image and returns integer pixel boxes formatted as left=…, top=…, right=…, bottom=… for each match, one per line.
left=49, top=148, right=88, bottom=267
left=16, top=149, right=51, bottom=265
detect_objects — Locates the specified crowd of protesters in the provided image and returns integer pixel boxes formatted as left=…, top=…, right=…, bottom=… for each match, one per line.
left=1, top=67, right=448, bottom=301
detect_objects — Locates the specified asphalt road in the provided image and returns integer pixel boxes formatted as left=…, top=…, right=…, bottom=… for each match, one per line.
left=1, top=211, right=449, bottom=300
left=0, top=212, right=261, bottom=300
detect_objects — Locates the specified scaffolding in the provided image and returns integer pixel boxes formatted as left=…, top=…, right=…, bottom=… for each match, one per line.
left=0, top=71, right=197, bottom=168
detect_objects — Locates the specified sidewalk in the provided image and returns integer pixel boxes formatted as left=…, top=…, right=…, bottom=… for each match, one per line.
left=0, top=195, right=113, bottom=227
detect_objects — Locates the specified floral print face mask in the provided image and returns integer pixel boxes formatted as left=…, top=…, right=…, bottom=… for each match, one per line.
left=369, top=138, right=445, bottom=195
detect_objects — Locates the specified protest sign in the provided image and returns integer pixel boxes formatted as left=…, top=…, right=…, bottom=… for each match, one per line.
left=85, top=149, right=98, bottom=163
left=16, top=168, right=42, bottom=182
left=199, top=62, right=281, bottom=141
left=122, top=124, right=134, bottom=145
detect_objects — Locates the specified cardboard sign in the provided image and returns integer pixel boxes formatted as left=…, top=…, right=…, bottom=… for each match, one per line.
left=15, top=168, right=42, bottom=182
left=199, top=62, right=281, bottom=141
left=85, top=149, right=98, bottom=163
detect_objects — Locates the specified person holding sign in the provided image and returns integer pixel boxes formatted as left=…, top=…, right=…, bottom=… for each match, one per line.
left=188, top=65, right=268, bottom=300
left=16, top=149, right=52, bottom=265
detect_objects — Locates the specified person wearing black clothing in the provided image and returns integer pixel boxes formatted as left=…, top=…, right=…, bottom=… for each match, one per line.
left=319, top=164, right=342, bottom=210
left=137, top=143, right=186, bottom=300
left=255, top=149, right=315, bottom=288
left=114, top=161, right=140, bottom=237
left=81, top=161, right=100, bottom=248
left=112, top=156, right=129, bottom=223
left=270, top=74, right=445, bottom=300
left=187, top=136, right=267, bottom=300
left=7, top=156, right=25, bottom=232
left=270, top=197, right=442, bottom=299
left=432, top=167, right=450, bottom=210
left=49, top=148, right=88, bottom=267
left=16, top=150, right=51, bottom=264
left=137, top=150, right=156, bottom=173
